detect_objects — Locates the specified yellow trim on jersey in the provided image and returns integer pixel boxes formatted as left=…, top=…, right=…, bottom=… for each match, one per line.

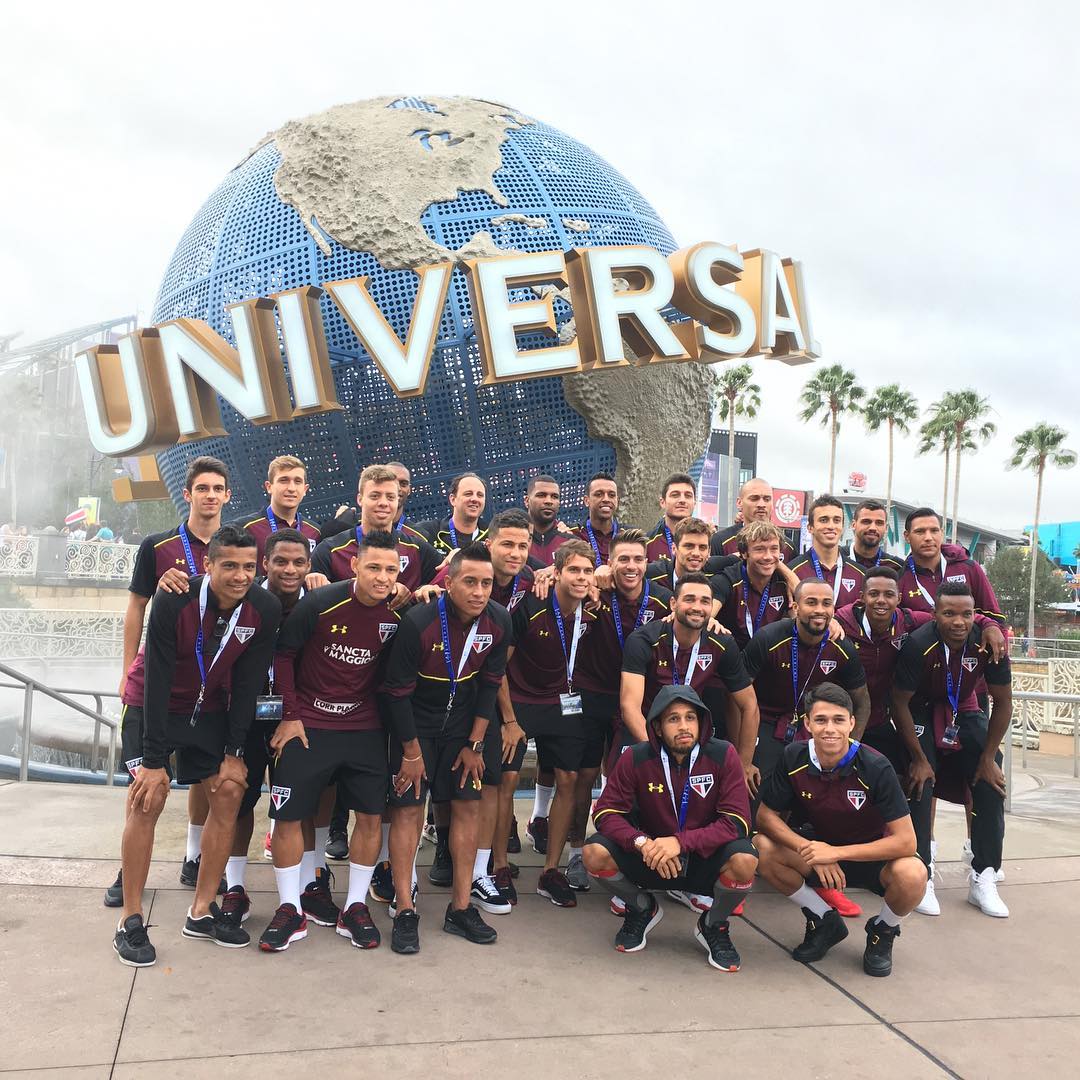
left=330, top=537, right=357, bottom=554
left=153, top=532, right=181, bottom=549
left=721, top=810, right=750, bottom=835
left=419, top=669, right=480, bottom=683
left=593, top=807, right=628, bottom=821
left=856, top=775, right=870, bottom=791
left=241, top=516, right=265, bottom=529
left=319, top=596, right=353, bottom=616
left=769, top=635, right=794, bottom=653
left=922, top=640, right=940, bottom=657
left=529, top=607, right=548, bottom=622
left=788, top=762, right=811, bottom=776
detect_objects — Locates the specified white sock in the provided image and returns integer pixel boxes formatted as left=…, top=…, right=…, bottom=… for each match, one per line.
left=314, top=827, right=330, bottom=873
left=599, top=774, right=607, bottom=793
left=473, top=847, right=491, bottom=881
left=789, top=883, right=831, bottom=917
left=269, top=819, right=276, bottom=836
left=532, top=784, right=554, bottom=820
left=346, top=862, right=376, bottom=910
left=569, top=846, right=583, bottom=860
left=930, top=839, right=938, bottom=862
left=274, top=862, right=302, bottom=911
left=876, top=902, right=903, bottom=927
left=299, top=848, right=316, bottom=888
left=186, top=824, right=203, bottom=863
left=378, top=822, right=391, bottom=864
left=225, top=855, right=247, bottom=891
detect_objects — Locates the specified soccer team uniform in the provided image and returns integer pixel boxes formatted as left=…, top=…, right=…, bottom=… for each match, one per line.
left=235, top=508, right=321, bottom=560
left=528, top=525, right=570, bottom=568
left=644, top=520, right=680, bottom=563
left=645, top=555, right=736, bottom=598
left=711, top=563, right=791, bottom=650
left=310, top=528, right=441, bottom=591
left=786, top=550, right=867, bottom=610
left=845, top=543, right=904, bottom=574
left=569, top=520, right=621, bottom=566
left=896, top=544, right=1004, bottom=624
left=710, top=524, right=795, bottom=562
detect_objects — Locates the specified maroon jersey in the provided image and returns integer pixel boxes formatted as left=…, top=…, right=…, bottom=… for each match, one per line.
left=645, top=520, right=678, bottom=563
left=787, top=549, right=866, bottom=610
left=128, top=523, right=209, bottom=597
left=236, top=508, right=321, bottom=561
left=846, top=543, right=905, bottom=574
left=759, top=741, right=910, bottom=846
left=431, top=564, right=534, bottom=613
left=712, top=563, right=791, bottom=649
left=569, top=520, right=621, bottom=566
left=897, top=544, right=1004, bottom=624
left=507, top=591, right=599, bottom=705
left=742, top=619, right=865, bottom=741
left=273, top=580, right=401, bottom=731
left=528, top=525, right=570, bottom=568
left=711, top=524, right=795, bottom=561
left=310, top=528, right=441, bottom=590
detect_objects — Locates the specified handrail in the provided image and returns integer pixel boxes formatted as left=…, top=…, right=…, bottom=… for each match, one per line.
left=1004, top=690, right=1080, bottom=812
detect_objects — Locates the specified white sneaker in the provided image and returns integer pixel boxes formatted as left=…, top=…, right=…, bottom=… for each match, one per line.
left=421, top=822, right=437, bottom=846
left=915, top=872, right=941, bottom=916
left=967, top=867, right=1009, bottom=917
left=470, top=875, right=511, bottom=915
left=963, top=840, right=1005, bottom=880
left=610, top=895, right=626, bottom=916
left=666, top=889, right=713, bottom=913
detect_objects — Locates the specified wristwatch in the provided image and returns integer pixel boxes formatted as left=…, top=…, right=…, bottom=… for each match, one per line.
left=226, top=746, right=244, bottom=760
left=470, top=740, right=484, bottom=754
left=633, top=834, right=648, bottom=849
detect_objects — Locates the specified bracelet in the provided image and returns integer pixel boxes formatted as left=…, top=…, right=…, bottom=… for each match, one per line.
left=402, top=754, right=423, bottom=763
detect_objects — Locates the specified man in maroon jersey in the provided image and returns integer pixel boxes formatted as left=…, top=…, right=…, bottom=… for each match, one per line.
left=787, top=495, right=867, bottom=611
left=645, top=473, right=698, bottom=562
left=846, top=499, right=904, bottom=572
left=711, top=478, right=796, bottom=560
left=235, top=455, right=322, bottom=559
left=570, top=472, right=622, bottom=566
left=755, top=682, right=927, bottom=977
left=713, top=522, right=796, bottom=649
left=416, top=471, right=489, bottom=555
left=112, top=526, right=281, bottom=967
left=643, top=517, right=738, bottom=599
left=586, top=685, right=757, bottom=969
left=524, top=474, right=571, bottom=568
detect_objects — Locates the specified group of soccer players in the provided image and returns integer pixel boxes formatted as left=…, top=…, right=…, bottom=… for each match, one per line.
left=107, top=454, right=1013, bottom=979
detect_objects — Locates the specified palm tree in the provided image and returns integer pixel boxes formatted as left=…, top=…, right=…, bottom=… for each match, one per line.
left=798, top=363, right=865, bottom=493
left=1007, top=424, right=1076, bottom=643
left=863, top=384, right=918, bottom=528
left=941, top=390, right=996, bottom=544
left=917, top=409, right=954, bottom=533
left=714, top=363, right=760, bottom=524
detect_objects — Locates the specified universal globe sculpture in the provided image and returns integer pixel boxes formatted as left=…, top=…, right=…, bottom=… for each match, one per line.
left=152, top=96, right=717, bottom=524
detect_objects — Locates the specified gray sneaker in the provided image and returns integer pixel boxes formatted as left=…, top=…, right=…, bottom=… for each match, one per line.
left=566, top=853, right=590, bottom=892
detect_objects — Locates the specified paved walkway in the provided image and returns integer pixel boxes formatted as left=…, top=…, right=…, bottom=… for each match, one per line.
left=2, top=761, right=1079, bottom=1079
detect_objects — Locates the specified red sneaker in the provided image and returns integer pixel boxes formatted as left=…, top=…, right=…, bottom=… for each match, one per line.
left=814, top=887, right=862, bottom=917
left=732, top=899, right=745, bottom=917
left=263, top=831, right=272, bottom=860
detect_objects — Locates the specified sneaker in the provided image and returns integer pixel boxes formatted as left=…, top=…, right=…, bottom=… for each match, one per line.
left=300, top=867, right=339, bottom=926
left=614, top=897, right=663, bottom=953
left=179, top=855, right=227, bottom=894
left=494, top=865, right=518, bottom=907
left=537, top=867, right=576, bottom=908
left=963, top=840, right=1005, bottom=880
left=792, top=907, right=848, bottom=963
left=182, top=902, right=250, bottom=948
left=369, top=860, right=395, bottom=904
left=113, top=913, right=156, bottom=967
left=258, top=903, right=307, bottom=952
left=487, top=853, right=519, bottom=878
left=526, top=816, right=548, bottom=854
left=914, top=869, right=940, bottom=916
left=336, top=902, right=381, bottom=948
left=695, top=912, right=741, bottom=972
left=428, top=842, right=453, bottom=887
left=219, top=884, right=251, bottom=926
left=471, top=875, right=512, bottom=915
left=967, top=867, right=1009, bottom=917
left=610, top=896, right=626, bottom=916
left=732, top=899, right=746, bottom=917
left=814, top=887, right=862, bottom=918
left=421, top=821, right=438, bottom=846
left=443, top=902, right=498, bottom=944
left=507, top=815, right=522, bottom=854
left=391, top=908, right=421, bottom=954
left=389, top=883, right=419, bottom=919
left=863, top=917, right=900, bottom=977
left=104, top=869, right=124, bottom=908
left=324, top=829, right=349, bottom=862
left=263, top=831, right=273, bottom=860
left=566, top=853, right=591, bottom=892
left=667, top=889, right=713, bottom=913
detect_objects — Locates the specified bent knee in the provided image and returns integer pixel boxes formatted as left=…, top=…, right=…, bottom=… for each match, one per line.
left=725, top=851, right=759, bottom=882
left=582, top=842, right=615, bottom=874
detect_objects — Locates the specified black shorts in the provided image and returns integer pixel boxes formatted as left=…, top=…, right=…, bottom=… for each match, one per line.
left=388, top=734, right=483, bottom=806
left=120, top=705, right=228, bottom=785
left=239, top=721, right=274, bottom=817
left=752, top=731, right=787, bottom=784
left=808, top=860, right=887, bottom=896
left=120, top=704, right=144, bottom=779
left=586, top=832, right=756, bottom=894
left=861, top=723, right=909, bottom=778
left=516, top=701, right=587, bottom=773
left=604, top=724, right=640, bottom=774
left=269, top=727, right=388, bottom=821
left=580, top=690, right=617, bottom=771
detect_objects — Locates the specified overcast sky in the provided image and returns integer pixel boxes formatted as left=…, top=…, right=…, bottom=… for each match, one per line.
left=2, top=2, right=1077, bottom=529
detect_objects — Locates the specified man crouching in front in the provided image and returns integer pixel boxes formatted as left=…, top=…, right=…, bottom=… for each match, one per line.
left=583, top=685, right=757, bottom=971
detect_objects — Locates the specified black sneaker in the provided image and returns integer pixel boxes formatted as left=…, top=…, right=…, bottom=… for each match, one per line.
left=493, top=865, right=518, bottom=906
left=428, top=841, right=453, bottom=887
left=443, top=902, right=498, bottom=944
left=695, top=912, right=741, bottom=972
left=300, top=867, right=339, bottom=926
left=104, top=869, right=123, bottom=908
left=391, top=909, right=421, bottom=955
left=336, top=902, right=381, bottom=949
left=182, top=902, right=250, bottom=948
left=324, top=829, right=349, bottom=862
left=507, top=815, right=522, bottom=854
left=487, top=853, right=519, bottom=879
left=471, top=875, right=512, bottom=915
left=792, top=907, right=848, bottom=963
left=526, top=816, right=548, bottom=854
left=369, top=860, right=395, bottom=904
left=258, top=903, right=308, bottom=952
left=389, top=883, right=419, bottom=919
left=179, top=855, right=227, bottom=894
left=537, top=868, right=577, bottom=908
left=863, top=917, right=900, bottom=977
left=113, top=913, right=156, bottom=967
left=219, top=885, right=251, bottom=927
left=614, top=897, right=663, bottom=953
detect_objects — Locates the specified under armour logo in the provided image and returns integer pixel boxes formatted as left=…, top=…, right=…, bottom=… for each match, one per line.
left=539, top=629, right=550, bottom=637
left=908, top=589, right=921, bottom=599
left=175, top=558, right=186, bottom=565
left=330, top=624, right=347, bottom=634
left=431, top=641, right=444, bottom=651
left=647, top=782, right=665, bottom=793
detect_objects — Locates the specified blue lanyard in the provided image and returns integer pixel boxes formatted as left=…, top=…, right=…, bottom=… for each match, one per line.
left=662, top=523, right=674, bottom=557
left=448, top=520, right=475, bottom=548
left=550, top=590, right=581, bottom=691
left=818, top=741, right=861, bottom=774
left=792, top=630, right=830, bottom=716
left=660, top=744, right=699, bottom=830
left=741, top=565, right=771, bottom=636
left=585, top=519, right=618, bottom=567
left=355, top=525, right=364, bottom=548
left=178, top=524, right=200, bottom=575
left=191, top=577, right=242, bottom=724
left=943, top=641, right=966, bottom=719
left=611, top=580, right=650, bottom=649
left=437, top=594, right=458, bottom=695
left=266, top=506, right=300, bottom=533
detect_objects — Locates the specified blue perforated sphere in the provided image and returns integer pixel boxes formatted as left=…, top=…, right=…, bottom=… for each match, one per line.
left=152, top=96, right=682, bottom=523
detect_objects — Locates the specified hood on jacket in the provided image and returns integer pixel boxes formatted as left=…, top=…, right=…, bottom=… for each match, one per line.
left=646, top=684, right=714, bottom=749
left=940, top=542, right=970, bottom=562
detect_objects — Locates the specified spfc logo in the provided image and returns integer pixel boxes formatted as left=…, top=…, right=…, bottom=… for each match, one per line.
left=125, top=757, right=142, bottom=778
left=697, top=654, right=713, bottom=671
left=847, top=789, right=866, bottom=810
left=689, top=773, right=714, bottom=798
left=962, top=656, right=978, bottom=672
left=235, top=625, right=255, bottom=643
left=473, top=634, right=493, bottom=654
left=641, top=610, right=656, bottom=623
left=769, top=595, right=786, bottom=611
left=841, top=578, right=856, bottom=592
left=270, top=785, right=291, bottom=810
left=914, top=724, right=926, bottom=736
left=947, top=574, right=966, bottom=584
left=819, top=659, right=837, bottom=675
left=399, top=555, right=410, bottom=572
left=378, top=623, right=398, bottom=642
left=508, top=590, right=526, bottom=610
left=308, top=539, right=317, bottom=551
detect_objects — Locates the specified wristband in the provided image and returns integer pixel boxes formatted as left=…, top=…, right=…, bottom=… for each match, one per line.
left=402, top=753, right=423, bottom=763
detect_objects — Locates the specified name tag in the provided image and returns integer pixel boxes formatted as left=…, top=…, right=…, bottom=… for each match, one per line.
left=255, top=695, right=284, bottom=723
left=559, top=693, right=583, bottom=717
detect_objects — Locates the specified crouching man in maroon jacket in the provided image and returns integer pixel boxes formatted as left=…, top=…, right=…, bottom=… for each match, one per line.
left=583, top=685, right=757, bottom=971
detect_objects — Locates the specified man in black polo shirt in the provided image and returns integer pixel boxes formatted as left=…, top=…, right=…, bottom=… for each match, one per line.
left=892, top=581, right=1012, bottom=918
left=711, top=477, right=796, bottom=561
left=112, top=526, right=280, bottom=967
left=846, top=499, right=903, bottom=572
left=416, top=471, right=489, bottom=555
left=645, top=473, right=697, bottom=562
left=570, top=472, right=622, bottom=566
left=755, top=683, right=927, bottom=977
left=787, top=495, right=867, bottom=612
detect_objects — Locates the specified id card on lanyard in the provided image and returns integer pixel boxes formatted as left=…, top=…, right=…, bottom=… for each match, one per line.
left=551, top=591, right=583, bottom=716
left=787, top=631, right=829, bottom=742
left=660, top=744, right=699, bottom=831
left=907, top=554, right=947, bottom=608
left=257, top=579, right=303, bottom=721
left=941, top=641, right=965, bottom=747
left=191, top=576, right=243, bottom=725
left=438, top=595, right=481, bottom=729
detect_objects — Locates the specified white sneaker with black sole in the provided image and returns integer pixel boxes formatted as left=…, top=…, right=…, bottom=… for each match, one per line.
left=470, top=875, right=512, bottom=915
left=666, top=889, right=713, bottom=913
left=915, top=865, right=941, bottom=916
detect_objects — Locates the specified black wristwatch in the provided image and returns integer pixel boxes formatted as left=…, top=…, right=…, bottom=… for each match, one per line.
left=226, top=746, right=245, bottom=760
left=470, top=740, right=484, bottom=754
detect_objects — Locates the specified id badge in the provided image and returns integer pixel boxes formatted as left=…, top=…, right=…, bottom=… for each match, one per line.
left=255, top=695, right=284, bottom=723
left=559, top=692, right=583, bottom=717
left=942, top=721, right=960, bottom=748
left=784, top=718, right=799, bottom=744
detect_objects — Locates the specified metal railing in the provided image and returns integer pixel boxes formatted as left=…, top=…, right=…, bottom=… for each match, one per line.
left=1004, top=690, right=1080, bottom=813
left=1010, top=637, right=1080, bottom=660
left=0, top=536, right=138, bottom=584
left=0, top=660, right=120, bottom=783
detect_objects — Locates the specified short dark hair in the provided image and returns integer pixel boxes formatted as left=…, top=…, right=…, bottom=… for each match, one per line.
left=264, top=528, right=311, bottom=561
left=448, top=541, right=492, bottom=576
left=807, top=494, right=843, bottom=526
left=357, top=529, right=398, bottom=555
left=673, top=571, right=711, bottom=598
left=449, top=471, right=485, bottom=496
left=936, top=580, right=974, bottom=603
left=862, top=565, right=899, bottom=588
left=554, top=538, right=594, bottom=570
left=527, top=474, right=559, bottom=494
left=674, top=517, right=711, bottom=544
left=488, top=509, right=531, bottom=536
left=794, top=577, right=833, bottom=602
left=208, top=524, right=256, bottom=560
left=853, top=499, right=886, bottom=518
left=905, top=507, right=942, bottom=531
left=803, top=681, right=854, bottom=716
left=586, top=471, right=617, bottom=494
left=185, top=455, right=229, bottom=492
left=661, top=473, right=695, bottom=497
left=610, top=527, right=648, bottom=555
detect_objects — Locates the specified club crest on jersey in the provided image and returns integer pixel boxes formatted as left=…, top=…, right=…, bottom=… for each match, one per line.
left=947, top=574, right=966, bottom=583
left=689, top=773, right=714, bottom=798
left=378, top=623, right=398, bottom=642
left=819, top=659, right=837, bottom=674
left=125, top=757, right=142, bottom=778
left=962, top=656, right=978, bottom=672
left=270, top=785, right=291, bottom=810
left=509, top=590, right=526, bottom=610
left=235, top=625, right=255, bottom=643
left=847, top=789, right=866, bottom=810
left=769, top=595, right=786, bottom=611
left=308, top=539, right=317, bottom=551
left=914, top=724, right=926, bottom=736
left=641, top=610, right=656, bottom=623
left=696, top=654, right=713, bottom=671
left=891, top=635, right=906, bottom=650
left=399, top=555, right=410, bottom=572
left=842, top=578, right=856, bottom=592
left=473, top=634, right=493, bottom=654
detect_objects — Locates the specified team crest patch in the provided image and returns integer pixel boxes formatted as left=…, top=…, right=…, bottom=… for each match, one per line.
left=378, top=623, right=398, bottom=642
left=641, top=610, right=656, bottom=623
left=847, top=789, right=866, bottom=810
left=270, top=785, right=291, bottom=810
left=125, top=757, right=142, bottom=778
left=947, top=574, right=966, bottom=583
left=308, top=539, right=317, bottom=551
left=235, top=625, right=255, bottom=643
left=509, top=590, right=526, bottom=610
left=769, top=595, right=786, bottom=611
left=696, top=654, right=713, bottom=671
left=842, top=578, right=856, bottom=592
left=891, top=638, right=904, bottom=650
left=819, top=659, right=837, bottom=674
left=399, top=555, right=410, bottom=572
left=473, top=634, right=493, bottom=654
left=962, top=656, right=978, bottom=672
left=914, top=724, right=926, bottom=736
left=689, top=773, right=714, bottom=798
